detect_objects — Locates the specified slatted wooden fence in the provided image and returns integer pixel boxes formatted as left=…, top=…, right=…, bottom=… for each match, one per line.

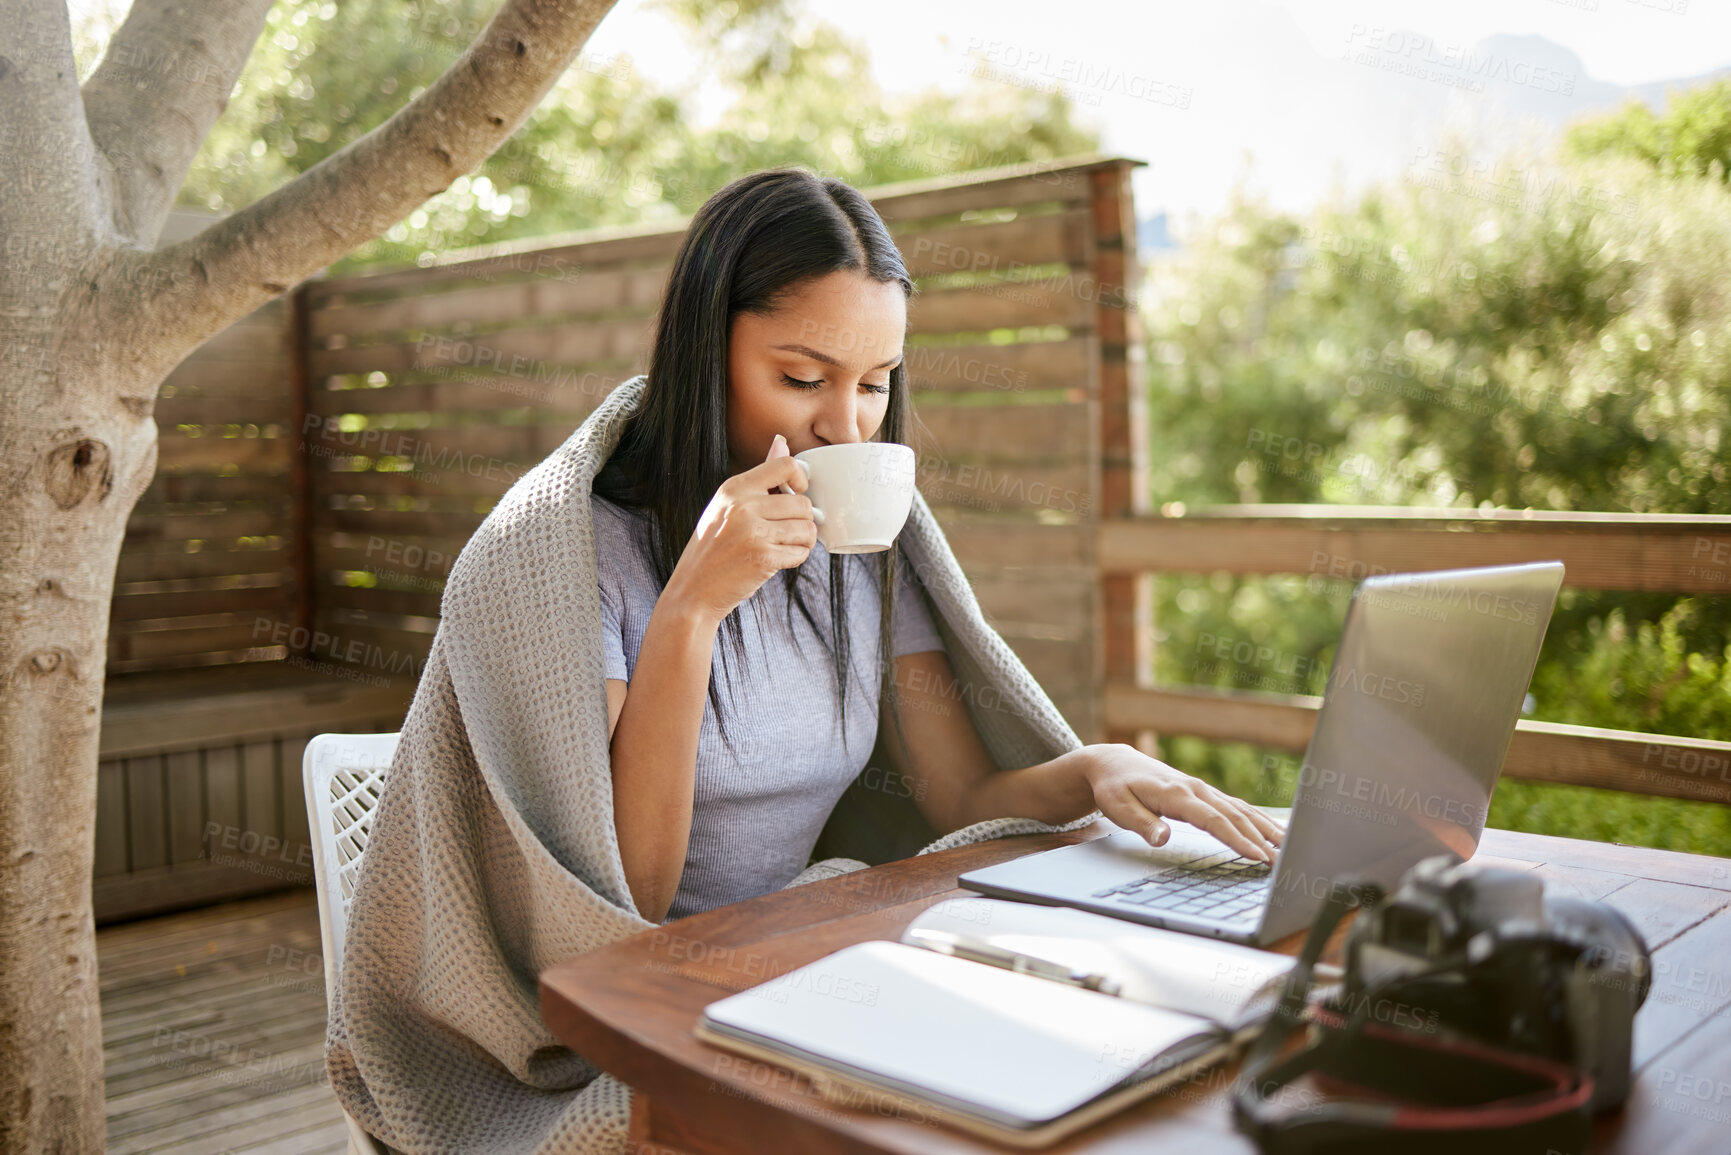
left=95, top=156, right=1143, bottom=919
left=295, top=155, right=1146, bottom=739
left=113, top=297, right=301, bottom=673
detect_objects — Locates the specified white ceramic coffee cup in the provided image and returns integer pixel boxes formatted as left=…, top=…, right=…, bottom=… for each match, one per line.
left=789, top=442, right=916, bottom=554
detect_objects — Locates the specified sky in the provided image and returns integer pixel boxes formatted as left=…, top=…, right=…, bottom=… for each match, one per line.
left=67, top=0, right=1731, bottom=231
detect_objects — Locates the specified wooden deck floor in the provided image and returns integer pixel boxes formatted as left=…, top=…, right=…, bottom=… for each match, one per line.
left=98, top=888, right=351, bottom=1154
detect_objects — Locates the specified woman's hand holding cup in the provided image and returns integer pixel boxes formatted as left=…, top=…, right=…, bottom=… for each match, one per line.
left=664, top=434, right=823, bottom=625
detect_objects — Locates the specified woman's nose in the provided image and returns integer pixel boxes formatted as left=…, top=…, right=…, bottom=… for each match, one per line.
left=814, top=389, right=865, bottom=444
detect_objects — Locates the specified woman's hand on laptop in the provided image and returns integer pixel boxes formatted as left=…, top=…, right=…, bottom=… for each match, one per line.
left=880, top=651, right=1286, bottom=860
left=1079, top=745, right=1284, bottom=863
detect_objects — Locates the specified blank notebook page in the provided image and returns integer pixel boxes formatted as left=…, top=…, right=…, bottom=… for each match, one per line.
left=699, top=939, right=1220, bottom=1127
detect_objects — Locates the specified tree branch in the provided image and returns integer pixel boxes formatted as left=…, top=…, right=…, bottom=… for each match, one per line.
left=79, top=0, right=276, bottom=248
left=122, top=0, right=621, bottom=382
left=0, top=0, right=104, bottom=252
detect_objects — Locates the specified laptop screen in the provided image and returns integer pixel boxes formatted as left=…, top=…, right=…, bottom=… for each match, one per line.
left=1260, top=562, right=1563, bottom=940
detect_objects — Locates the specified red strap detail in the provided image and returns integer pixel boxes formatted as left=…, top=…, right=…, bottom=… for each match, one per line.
left=1304, top=1005, right=1596, bottom=1131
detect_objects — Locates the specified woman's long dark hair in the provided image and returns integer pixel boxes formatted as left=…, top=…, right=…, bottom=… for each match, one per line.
left=592, top=168, right=918, bottom=763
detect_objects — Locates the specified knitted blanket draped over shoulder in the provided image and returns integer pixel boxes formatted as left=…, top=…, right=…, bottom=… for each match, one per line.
left=325, top=374, right=1099, bottom=1154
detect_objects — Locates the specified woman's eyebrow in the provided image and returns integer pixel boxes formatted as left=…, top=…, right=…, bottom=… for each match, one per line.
left=771, top=343, right=903, bottom=371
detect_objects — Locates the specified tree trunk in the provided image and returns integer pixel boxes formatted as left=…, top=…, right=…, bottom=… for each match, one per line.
left=0, top=323, right=160, bottom=1151
left=1, top=0, right=621, bottom=1145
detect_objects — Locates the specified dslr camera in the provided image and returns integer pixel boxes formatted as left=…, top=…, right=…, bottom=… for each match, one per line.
left=1344, top=854, right=1652, bottom=1110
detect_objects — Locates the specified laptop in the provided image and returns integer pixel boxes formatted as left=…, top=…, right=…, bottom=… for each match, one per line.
left=959, top=561, right=1565, bottom=947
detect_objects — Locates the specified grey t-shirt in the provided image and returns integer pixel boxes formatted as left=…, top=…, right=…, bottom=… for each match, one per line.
left=591, top=493, right=946, bottom=921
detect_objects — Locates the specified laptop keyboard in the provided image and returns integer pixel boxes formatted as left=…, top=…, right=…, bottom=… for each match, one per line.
left=1091, top=849, right=1273, bottom=922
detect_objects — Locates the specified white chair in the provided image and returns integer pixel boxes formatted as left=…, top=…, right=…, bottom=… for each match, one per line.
left=304, top=732, right=399, bottom=1155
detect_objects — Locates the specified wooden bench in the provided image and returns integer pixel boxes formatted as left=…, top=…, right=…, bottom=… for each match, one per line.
left=95, top=664, right=415, bottom=923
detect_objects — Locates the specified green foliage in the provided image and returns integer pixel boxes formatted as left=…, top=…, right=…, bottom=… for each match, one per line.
left=1567, top=78, right=1731, bottom=187
left=1143, top=86, right=1731, bottom=856
left=1145, top=154, right=1731, bottom=516
left=1531, top=599, right=1731, bottom=736
left=159, top=0, right=1097, bottom=273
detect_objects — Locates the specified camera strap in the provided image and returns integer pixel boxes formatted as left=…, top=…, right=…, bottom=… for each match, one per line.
left=1230, top=881, right=1596, bottom=1155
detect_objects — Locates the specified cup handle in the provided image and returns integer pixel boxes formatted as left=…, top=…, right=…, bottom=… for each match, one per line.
left=778, top=459, right=823, bottom=523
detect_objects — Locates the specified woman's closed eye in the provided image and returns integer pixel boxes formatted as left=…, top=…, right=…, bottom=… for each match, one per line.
left=781, top=372, right=890, bottom=395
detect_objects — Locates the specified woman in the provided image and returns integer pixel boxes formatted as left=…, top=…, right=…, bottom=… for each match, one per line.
left=588, top=167, right=1282, bottom=923
left=329, top=166, right=1283, bottom=1155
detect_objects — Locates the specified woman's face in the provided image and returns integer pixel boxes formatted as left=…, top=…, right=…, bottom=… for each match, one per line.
left=726, top=269, right=907, bottom=472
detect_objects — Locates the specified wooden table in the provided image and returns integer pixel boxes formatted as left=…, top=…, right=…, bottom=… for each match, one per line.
left=540, top=821, right=1731, bottom=1154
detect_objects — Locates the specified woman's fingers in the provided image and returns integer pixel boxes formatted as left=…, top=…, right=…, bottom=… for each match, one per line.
left=758, top=492, right=819, bottom=521
left=1235, top=799, right=1287, bottom=845
left=1083, top=745, right=1282, bottom=862
left=1199, top=802, right=1274, bottom=863
left=1206, top=789, right=1280, bottom=861
left=1195, top=782, right=1282, bottom=856
left=1099, top=791, right=1171, bottom=849
left=1133, top=779, right=1273, bottom=862
left=766, top=519, right=818, bottom=548
left=733, top=453, right=808, bottom=495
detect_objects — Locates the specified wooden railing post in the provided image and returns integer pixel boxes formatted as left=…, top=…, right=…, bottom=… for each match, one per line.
left=287, top=281, right=316, bottom=659
left=1090, top=161, right=1154, bottom=751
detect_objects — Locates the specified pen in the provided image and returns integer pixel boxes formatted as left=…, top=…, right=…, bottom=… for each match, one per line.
left=906, top=930, right=1123, bottom=996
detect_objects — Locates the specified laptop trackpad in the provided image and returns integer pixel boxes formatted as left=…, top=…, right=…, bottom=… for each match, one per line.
left=965, top=821, right=1242, bottom=895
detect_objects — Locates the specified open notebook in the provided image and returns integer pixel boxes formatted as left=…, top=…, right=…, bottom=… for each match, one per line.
left=694, top=896, right=1312, bottom=1148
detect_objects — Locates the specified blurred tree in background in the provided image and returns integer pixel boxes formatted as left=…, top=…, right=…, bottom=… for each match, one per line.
left=1140, top=80, right=1731, bottom=855
left=1567, top=77, right=1731, bottom=187
left=65, top=0, right=1097, bottom=272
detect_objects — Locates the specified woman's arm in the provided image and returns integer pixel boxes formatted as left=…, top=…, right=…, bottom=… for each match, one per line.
left=882, top=650, right=1284, bottom=862
left=605, top=597, right=724, bottom=923
left=606, top=440, right=819, bottom=922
